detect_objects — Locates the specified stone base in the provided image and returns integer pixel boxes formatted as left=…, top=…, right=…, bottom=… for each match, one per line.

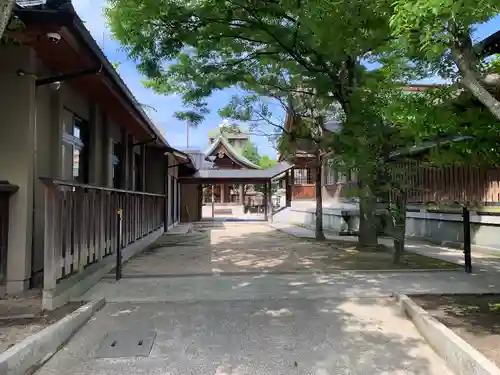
left=6, top=279, right=30, bottom=294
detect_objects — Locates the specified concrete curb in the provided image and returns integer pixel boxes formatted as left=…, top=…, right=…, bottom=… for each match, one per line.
left=0, top=298, right=105, bottom=375
left=101, top=268, right=463, bottom=279
left=396, top=293, right=500, bottom=375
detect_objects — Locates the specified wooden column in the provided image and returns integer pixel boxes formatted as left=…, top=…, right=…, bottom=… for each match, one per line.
left=264, top=182, right=268, bottom=221
left=286, top=171, right=292, bottom=207
left=220, top=184, right=225, bottom=203
left=239, top=184, right=244, bottom=205
left=43, top=184, right=58, bottom=292
left=128, top=135, right=135, bottom=190
left=88, top=104, right=101, bottom=185
left=101, top=114, right=113, bottom=188
left=120, top=130, right=129, bottom=190
left=211, top=184, right=215, bottom=218
left=267, top=181, right=273, bottom=223
left=140, top=145, right=147, bottom=192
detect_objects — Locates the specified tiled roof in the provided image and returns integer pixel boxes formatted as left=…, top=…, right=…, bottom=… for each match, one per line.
left=188, top=161, right=294, bottom=180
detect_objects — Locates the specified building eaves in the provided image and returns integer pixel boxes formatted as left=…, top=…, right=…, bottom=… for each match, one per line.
left=14, top=5, right=169, bottom=147
left=187, top=161, right=293, bottom=181
left=204, top=136, right=261, bottom=169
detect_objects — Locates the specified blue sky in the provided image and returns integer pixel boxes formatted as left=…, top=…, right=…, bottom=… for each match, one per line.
left=72, top=0, right=499, bottom=158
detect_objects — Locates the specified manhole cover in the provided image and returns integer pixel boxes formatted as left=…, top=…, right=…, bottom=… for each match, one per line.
left=95, top=330, right=156, bottom=358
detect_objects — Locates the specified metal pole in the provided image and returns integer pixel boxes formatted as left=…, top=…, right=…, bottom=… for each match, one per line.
left=211, top=184, right=215, bottom=219
left=463, top=206, right=472, bottom=273
left=116, top=208, right=123, bottom=281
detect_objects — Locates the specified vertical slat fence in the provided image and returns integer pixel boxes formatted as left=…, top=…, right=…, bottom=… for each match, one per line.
left=40, top=178, right=165, bottom=290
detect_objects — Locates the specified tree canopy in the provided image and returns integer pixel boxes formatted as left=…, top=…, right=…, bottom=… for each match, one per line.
left=241, top=141, right=260, bottom=165
left=390, top=0, right=500, bottom=120
left=259, top=155, right=277, bottom=169
left=106, top=0, right=500, bottom=251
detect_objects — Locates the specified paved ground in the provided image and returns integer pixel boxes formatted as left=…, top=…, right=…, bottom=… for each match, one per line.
left=37, top=221, right=500, bottom=374
left=118, top=222, right=458, bottom=278
left=37, top=298, right=453, bottom=375
left=271, top=222, right=500, bottom=273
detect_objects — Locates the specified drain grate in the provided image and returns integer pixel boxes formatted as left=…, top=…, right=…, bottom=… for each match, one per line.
left=95, top=330, right=156, bottom=358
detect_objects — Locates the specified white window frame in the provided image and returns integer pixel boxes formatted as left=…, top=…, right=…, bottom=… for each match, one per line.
left=62, top=121, right=85, bottom=182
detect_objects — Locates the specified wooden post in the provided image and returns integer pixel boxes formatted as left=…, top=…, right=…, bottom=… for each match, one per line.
left=239, top=184, right=244, bottom=206
left=267, top=181, right=273, bottom=223
left=116, top=208, right=123, bottom=281
left=140, top=145, right=147, bottom=192
left=211, top=184, right=215, bottom=219
left=43, top=185, right=58, bottom=291
left=264, top=182, right=268, bottom=221
left=463, top=206, right=472, bottom=273
left=286, top=171, right=292, bottom=207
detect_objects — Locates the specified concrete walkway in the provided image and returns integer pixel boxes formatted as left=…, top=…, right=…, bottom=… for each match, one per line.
left=271, top=222, right=500, bottom=274
left=35, top=298, right=453, bottom=375
left=35, top=222, right=500, bottom=375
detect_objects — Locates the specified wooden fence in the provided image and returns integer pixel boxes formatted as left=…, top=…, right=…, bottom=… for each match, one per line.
left=392, top=162, right=500, bottom=205
left=41, top=178, right=165, bottom=291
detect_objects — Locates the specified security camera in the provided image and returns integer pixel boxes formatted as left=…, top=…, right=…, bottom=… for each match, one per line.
left=50, top=81, right=61, bottom=91
left=46, top=32, right=61, bottom=43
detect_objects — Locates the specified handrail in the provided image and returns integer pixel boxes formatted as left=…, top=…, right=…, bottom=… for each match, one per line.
left=39, top=177, right=165, bottom=197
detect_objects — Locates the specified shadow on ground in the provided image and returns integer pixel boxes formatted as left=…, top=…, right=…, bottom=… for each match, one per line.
left=36, top=297, right=452, bottom=375
left=117, top=222, right=459, bottom=278
left=411, top=294, right=500, bottom=366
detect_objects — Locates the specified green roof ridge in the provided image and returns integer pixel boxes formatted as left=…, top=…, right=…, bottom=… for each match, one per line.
left=204, top=136, right=261, bottom=169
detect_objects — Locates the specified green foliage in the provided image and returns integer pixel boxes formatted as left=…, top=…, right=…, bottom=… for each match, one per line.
left=105, top=0, right=398, bottom=123
left=383, top=85, right=500, bottom=165
left=241, top=141, right=260, bottom=165
left=259, top=155, right=277, bottom=169
left=390, top=0, right=500, bottom=78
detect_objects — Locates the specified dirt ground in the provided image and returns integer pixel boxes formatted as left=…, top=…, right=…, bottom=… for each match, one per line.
left=0, top=289, right=83, bottom=353
left=120, top=222, right=459, bottom=277
left=411, top=294, right=500, bottom=366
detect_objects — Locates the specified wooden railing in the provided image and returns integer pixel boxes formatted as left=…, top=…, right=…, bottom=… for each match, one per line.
left=41, top=178, right=165, bottom=290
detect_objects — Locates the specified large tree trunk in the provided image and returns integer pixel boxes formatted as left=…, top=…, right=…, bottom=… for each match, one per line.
left=390, top=192, right=407, bottom=264
left=0, top=0, right=14, bottom=40
left=315, top=151, right=325, bottom=240
left=358, top=178, right=378, bottom=247
left=460, top=73, right=500, bottom=121
left=451, top=38, right=500, bottom=122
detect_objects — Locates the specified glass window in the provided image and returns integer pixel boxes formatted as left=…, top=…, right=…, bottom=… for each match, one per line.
left=62, top=111, right=89, bottom=183
left=293, top=168, right=312, bottom=184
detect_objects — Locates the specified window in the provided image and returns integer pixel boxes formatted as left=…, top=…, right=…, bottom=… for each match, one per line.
left=293, top=168, right=312, bottom=184
left=62, top=111, right=89, bottom=183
